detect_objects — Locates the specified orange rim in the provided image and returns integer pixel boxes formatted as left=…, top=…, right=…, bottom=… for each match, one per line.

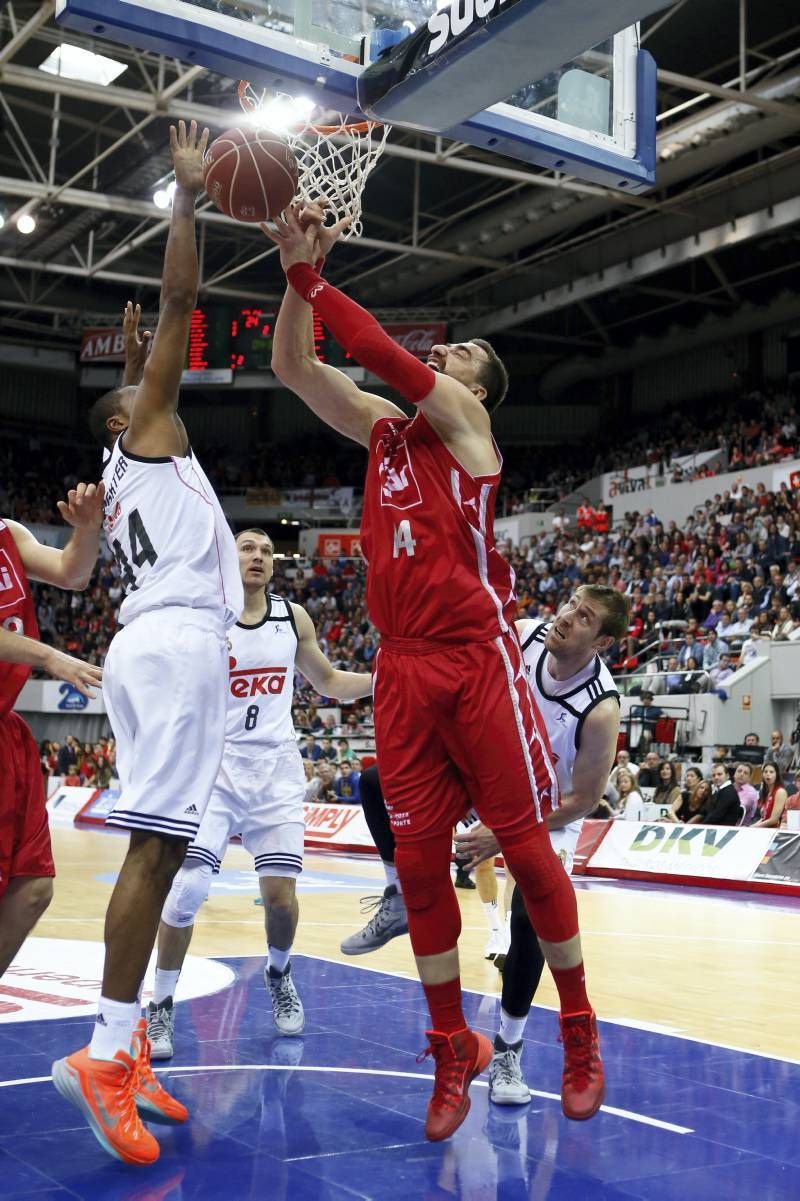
left=237, top=80, right=379, bottom=134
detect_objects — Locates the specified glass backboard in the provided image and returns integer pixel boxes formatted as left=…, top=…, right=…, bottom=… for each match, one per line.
left=56, top=0, right=659, bottom=190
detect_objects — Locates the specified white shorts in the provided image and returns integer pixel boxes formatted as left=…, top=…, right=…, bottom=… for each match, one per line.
left=103, top=607, right=229, bottom=839
left=185, top=741, right=306, bottom=878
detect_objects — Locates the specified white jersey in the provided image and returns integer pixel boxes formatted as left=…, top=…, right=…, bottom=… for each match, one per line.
left=520, top=619, right=619, bottom=836
left=102, top=434, right=243, bottom=628
left=226, top=595, right=298, bottom=749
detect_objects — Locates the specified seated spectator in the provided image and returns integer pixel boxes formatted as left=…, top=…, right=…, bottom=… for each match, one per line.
left=709, top=653, right=734, bottom=689
left=318, top=736, right=338, bottom=763
left=677, top=632, right=700, bottom=668
left=630, top=692, right=664, bottom=755
left=726, top=604, right=753, bottom=642
left=702, top=628, right=727, bottom=670
left=608, top=748, right=639, bottom=789
left=653, top=760, right=681, bottom=812
left=740, top=630, right=765, bottom=663
left=682, top=656, right=709, bottom=693
left=771, top=605, right=797, bottom=641
left=743, top=732, right=761, bottom=749
left=733, top=762, right=760, bottom=826
left=336, top=737, right=354, bottom=763
left=753, top=763, right=788, bottom=828
left=637, top=750, right=662, bottom=789
left=299, top=735, right=322, bottom=762
left=616, top=768, right=646, bottom=820
left=765, top=729, right=794, bottom=774
left=780, top=769, right=800, bottom=829
left=663, top=766, right=703, bottom=822
left=334, top=761, right=361, bottom=803
left=664, top=656, right=685, bottom=694
left=306, top=761, right=338, bottom=804
left=302, top=759, right=317, bottom=803
left=665, top=776, right=712, bottom=824
left=704, top=763, right=744, bottom=826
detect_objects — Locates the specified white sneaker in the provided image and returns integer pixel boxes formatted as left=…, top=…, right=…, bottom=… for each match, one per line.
left=340, top=885, right=408, bottom=955
left=146, top=997, right=175, bottom=1061
left=489, top=1040, right=531, bottom=1106
left=484, top=928, right=505, bottom=960
left=265, top=963, right=305, bottom=1036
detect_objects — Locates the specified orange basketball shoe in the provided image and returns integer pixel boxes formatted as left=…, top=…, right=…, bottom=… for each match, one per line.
left=51, top=1046, right=160, bottom=1165
left=131, top=1019, right=189, bottom=1125
left=419, top=1028, right=493, bottom=1141
left=559, top=1010, right=606, bottom=1120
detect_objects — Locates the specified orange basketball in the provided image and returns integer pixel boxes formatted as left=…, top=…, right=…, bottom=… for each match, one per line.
left=202, top=127, right=298, bottom=223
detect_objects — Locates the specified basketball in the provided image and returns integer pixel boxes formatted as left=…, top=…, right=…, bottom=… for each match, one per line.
left=202, top=127, right=298, bottom=223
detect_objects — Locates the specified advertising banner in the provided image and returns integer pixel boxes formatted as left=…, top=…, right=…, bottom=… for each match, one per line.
left=586, top=821, right=774, bottom=882
left=751, top=832, right=800, bottom=888
left=79, top=328, right=126, bottom=362
left=302, top=801, right=375, bottom=852
left=316, top=533, right=362, bottom=559
left=383, top=323, right=447, bottom=359
left=16, top=679, right=107, bottom=715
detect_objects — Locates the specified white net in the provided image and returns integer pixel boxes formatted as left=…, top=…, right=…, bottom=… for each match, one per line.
left=237, top=84, right=390, bottom=238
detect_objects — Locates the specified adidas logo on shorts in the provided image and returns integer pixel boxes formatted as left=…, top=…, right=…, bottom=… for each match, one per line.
left=184, top=804, right=199, bottom=816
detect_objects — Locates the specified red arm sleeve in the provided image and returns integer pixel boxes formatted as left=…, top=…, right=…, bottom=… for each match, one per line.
left=286, top=262, right=436, bottom=405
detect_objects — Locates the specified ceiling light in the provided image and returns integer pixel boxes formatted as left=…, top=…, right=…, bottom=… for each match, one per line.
left=16, top=214, right=36, bottom=235
left=248, top=94, right=316, bottom=134
left=39, top=45, right=126, bottom=86
left=0, top=213, right=4, bottom=231
left=153, top=180, right=177, bottom=209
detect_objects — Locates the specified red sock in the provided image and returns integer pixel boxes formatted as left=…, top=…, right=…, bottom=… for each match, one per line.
left=550, top=962, right=590, bottom=1015
left=423, top=978, right=466, bottom=1034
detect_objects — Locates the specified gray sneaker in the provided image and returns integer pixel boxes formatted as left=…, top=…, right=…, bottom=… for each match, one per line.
left=146, top=997, right=175, bottom=1061
left=340, top=885, right=408, bottom=956
left=489, top=1039, right=531, bottom=1106
left=266, top=963, right=305, bottom=1036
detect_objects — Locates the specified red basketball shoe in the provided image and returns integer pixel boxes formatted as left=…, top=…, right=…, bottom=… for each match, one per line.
left=419, top=1027, right=493, bottom=1141
left=559, top=1010, right=605, bottom=1120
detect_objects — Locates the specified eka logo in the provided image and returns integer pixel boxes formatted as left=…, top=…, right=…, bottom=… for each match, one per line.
left=229, top=660, right=287, bottom=698
left=57, top=683, right=88, bottom=712
left=426, top=0, right=510, bottom=56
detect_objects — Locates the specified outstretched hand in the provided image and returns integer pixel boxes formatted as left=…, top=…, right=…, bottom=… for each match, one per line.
left=57, top=482, right=106, bottom=531
left=170, top=119, right=210, bottom=195
left=122, top=301, right=152, bottom=386
left=261, top=201, right=351, bottom=272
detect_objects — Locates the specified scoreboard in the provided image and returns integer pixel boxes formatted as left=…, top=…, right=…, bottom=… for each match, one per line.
left=187, top=304, right=347, bottom=374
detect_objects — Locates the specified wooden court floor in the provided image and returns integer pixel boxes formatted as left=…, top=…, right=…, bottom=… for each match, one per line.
left=37, top=825, right=800, bottom=1064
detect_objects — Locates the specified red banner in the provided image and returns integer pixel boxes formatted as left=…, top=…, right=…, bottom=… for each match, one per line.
left=383, top=322, right=447, bottom=358
left=317, top=533, right=362, bottom=558
left=80, top=328, right=125, bottom=363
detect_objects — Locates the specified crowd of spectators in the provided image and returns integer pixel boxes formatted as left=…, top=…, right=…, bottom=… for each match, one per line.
left=40, top=734, right=116, bottom=787
left=597, top=745, right=800, bottom=829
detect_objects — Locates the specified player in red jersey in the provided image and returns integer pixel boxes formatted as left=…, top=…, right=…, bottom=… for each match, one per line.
left=0, top=489, right=104, bottom=976
left=266, top=206, right=605, bottom=1139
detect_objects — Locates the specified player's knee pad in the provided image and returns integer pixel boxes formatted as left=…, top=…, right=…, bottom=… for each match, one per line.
left=501, top=826, right=578, bottom=945
left=161, top=859, right=213, bottom=928
left=395, top=837, right=461, bottom=955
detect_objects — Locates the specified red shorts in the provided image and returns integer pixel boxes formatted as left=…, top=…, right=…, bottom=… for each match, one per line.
left=373, top=631, right=558, bottom=842
left=0, top=712, right=54, bottom=901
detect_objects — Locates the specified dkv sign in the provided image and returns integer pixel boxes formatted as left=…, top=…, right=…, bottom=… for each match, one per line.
left=588, top=822, right=773, bottom=881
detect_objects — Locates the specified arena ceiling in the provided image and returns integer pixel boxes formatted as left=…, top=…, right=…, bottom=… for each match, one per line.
left=0, top=0, right=798, bottom=385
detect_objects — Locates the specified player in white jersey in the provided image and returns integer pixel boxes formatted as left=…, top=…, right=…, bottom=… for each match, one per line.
left=51, top=122, right=244, bottom=1168
left=147, top=527, right=372, bottom=1054
left=454, top=584, right=627, bottom=1105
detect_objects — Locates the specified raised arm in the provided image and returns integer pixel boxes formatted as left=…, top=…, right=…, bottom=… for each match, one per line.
left=292, top=604, right=373, bottom=702
left=8, top=483, right=104, bottom=591
left=123, top=120, right=208, bottom=459
left=271, top=209, right=490, bottom=445
left=120, top=301, right=152, bottom=388
left=269, top=210, right=404, bottom=447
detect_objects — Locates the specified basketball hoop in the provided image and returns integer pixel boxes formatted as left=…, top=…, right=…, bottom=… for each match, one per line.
left=238, top=83, right=390, bottom=238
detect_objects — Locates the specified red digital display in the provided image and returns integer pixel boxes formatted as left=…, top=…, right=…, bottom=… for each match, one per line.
left=188, top=308, right=210, bottom=370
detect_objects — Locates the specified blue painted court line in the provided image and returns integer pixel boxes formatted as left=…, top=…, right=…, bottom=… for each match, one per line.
left=0, top=954, right=797, bottom=1200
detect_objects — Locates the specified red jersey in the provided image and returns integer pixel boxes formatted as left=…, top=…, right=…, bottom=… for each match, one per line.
left=360, top=413, right=516, bottom=641
left=0, top=520, right=38, bottom=720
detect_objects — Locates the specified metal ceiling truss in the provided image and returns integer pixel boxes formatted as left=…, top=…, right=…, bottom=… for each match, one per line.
left=0, top=1, right=797, bottom=368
